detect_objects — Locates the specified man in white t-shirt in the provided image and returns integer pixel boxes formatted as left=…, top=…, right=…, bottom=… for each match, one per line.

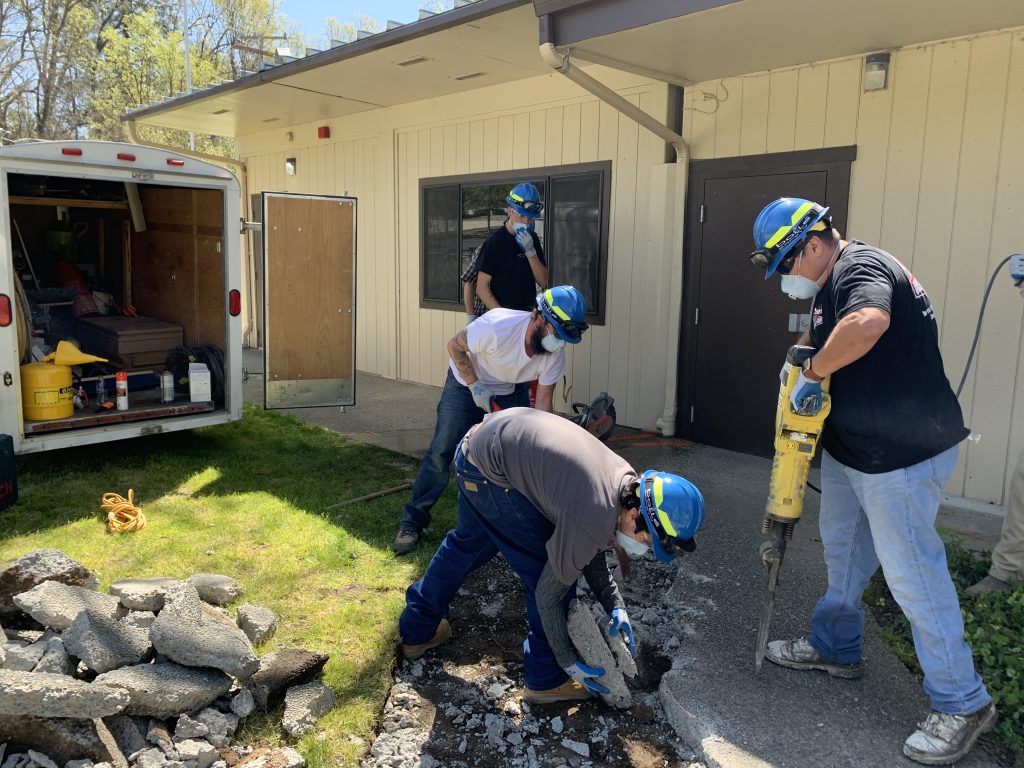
left=393, top=286, right=589, bottom=554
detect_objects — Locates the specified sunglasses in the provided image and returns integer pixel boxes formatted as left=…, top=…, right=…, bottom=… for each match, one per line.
left=510, top=196, right=543, bottom=214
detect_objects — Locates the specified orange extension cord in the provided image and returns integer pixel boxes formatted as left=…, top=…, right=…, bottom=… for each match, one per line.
left=101, top=489, right=146, bottom=533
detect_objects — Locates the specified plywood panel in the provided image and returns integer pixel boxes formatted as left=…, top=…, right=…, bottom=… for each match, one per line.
left=264, top=195, right=354, bottom=383
left=878, top=46, right=931, bottom=265
left=794, top=65, right=828, bottom=150
left=765, top=69, right=799, bottom=153
left=193, top=189, right=226, bottom=348
left=739, top=74, right=769, bottom=156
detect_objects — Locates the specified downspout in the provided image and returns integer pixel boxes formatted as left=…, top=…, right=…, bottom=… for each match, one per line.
left=539, top=42, right=689, bottom=436
left=124, top=117, right=257, bottom=347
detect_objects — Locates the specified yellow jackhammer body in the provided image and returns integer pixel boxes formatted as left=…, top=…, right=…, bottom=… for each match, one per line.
left=754, top=345, right=831, bottom=672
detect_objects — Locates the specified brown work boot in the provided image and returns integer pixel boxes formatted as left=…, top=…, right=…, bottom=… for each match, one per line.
left=522, top=678, right=589, bottom=704
left=765, top=636, right=862, bottom=679
left=903, top=703, right=997, bottom=765
left=965, top=575, right=1010, bottom=597
left=392, top=528, right=420, bottom=555
left=400, top=618, right=451, bottom=660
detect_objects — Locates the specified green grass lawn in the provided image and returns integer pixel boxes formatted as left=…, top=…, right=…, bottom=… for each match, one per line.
left=2, top=404, right=455, bottom=767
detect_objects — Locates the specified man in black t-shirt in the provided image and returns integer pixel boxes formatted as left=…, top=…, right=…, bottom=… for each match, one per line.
left=747, top=198, right=994, bottom=766
left=472, top=182, right=549, bottom=313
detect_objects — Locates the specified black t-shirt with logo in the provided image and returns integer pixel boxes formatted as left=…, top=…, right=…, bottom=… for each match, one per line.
left=809, top=241, right=968, bottom=473
left=477, top=224, right=546, bottom=312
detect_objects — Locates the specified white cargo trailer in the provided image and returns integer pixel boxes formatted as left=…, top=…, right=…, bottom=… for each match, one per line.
left=0, top=140, right=356, bottom=454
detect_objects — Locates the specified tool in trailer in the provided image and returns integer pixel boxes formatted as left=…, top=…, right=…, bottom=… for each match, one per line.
left=754, top=345, right=831, bottom=673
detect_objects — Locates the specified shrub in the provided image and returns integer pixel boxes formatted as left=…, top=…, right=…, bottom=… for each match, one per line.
left=866, top=538, right=1023, bottom=765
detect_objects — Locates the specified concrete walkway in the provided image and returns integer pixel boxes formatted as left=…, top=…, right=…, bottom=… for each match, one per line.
left=243, top=354, right=1001, bottom=768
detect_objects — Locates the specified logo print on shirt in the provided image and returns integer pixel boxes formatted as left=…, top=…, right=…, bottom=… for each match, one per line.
left=812, top=306, right=824, bottom=329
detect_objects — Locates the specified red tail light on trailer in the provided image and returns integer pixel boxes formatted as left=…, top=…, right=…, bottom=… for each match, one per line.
left=167, top=158, right=185, bottom=167
left=0, top=294, right=11, bottom=327
left=229, top=290, right=241, bottom=317
left=61, top=148, right=82, bottom=156
left=117, top=153, right=136, bottom=162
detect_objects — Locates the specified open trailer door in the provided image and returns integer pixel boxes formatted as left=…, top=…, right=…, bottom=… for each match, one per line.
left=261, top=192, right=356, bottom=409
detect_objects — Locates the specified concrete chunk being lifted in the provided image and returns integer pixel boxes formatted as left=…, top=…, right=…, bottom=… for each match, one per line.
left=13, top=581, right=122, bottom=631
left=0, top=669, right=130, bottom=718
left=566, top=600, right=632, bottom=708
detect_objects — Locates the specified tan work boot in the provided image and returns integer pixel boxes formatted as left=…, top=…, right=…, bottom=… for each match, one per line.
left=965, top=575, right=1010, bottom=596
left=903, top=703, right=997, bottom=765
left=393, top=529, right=420, bottom=555
left=522, top=678, right=589, bottom=704
left=400, top=618, right=451, bottom=660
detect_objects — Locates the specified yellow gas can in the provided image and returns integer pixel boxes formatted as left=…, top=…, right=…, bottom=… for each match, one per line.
left=20, top=361, right=74, bottom=420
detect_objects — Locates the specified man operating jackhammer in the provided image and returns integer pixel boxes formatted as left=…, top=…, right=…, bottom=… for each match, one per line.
left=397, top=407, right=705, bottom=704
left=393, top=286, right=589, bottom=555
left=749, top=197, right=994, bottom=765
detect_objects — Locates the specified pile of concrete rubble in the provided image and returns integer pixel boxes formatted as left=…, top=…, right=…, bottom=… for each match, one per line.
left=0, top=549, right=336, bottom=768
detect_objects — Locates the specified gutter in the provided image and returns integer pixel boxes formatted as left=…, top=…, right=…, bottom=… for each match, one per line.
left=538, top=41, right=689, bottom=437
left=124, top=118, right=257, bottom=347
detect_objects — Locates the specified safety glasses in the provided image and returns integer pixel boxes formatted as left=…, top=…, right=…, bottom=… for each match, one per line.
left=749, top=241, right=802, bottom=275
left=557, top=319, right=589, bottom=339
left=510, top=196, right=544, bottom=215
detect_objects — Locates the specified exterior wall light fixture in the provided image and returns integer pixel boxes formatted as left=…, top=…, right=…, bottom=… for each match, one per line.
left=285, top=157, right=297, bottom=176
left=864, top=52, right=891, bottom=92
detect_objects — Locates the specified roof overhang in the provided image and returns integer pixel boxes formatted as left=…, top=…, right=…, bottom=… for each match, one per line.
left=128, top=0, right=547, bottom=137
left=535, top=0, right=1024, bottom=85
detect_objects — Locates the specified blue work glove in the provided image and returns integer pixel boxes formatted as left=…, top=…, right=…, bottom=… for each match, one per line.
left=563, top=660, right=609, bottom=696
left=790, top=369, right=822, bottom=416
left=608, top=607, right=636, bottom=655
left=511, top=223, right=536, bottom=257
left=469, top=382, right=495, bottom=411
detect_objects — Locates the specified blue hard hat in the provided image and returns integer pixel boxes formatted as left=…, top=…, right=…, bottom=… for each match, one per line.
left=637, top=470, right=705, bottom=562
left=506, top=182, right=544, bottom=219
left=750, top=198, right=830, bottom=279
left=536, top=285, right=588, bottom=343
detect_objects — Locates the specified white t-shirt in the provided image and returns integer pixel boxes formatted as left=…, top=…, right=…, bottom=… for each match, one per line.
left=449, top=309, right=567, bottom=395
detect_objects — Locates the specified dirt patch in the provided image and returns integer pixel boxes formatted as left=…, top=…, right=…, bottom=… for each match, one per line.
left=362, top=555, right=705, bottom=768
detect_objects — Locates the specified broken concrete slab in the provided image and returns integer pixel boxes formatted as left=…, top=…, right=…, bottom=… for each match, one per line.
left=108, top=579, right=180, bottom=613
left=101, top=716, right=148, bottom=760
left=281, top=682, right=336, bottom=737
left=0, top=720, right=117, bottom=768
left=229, top=689, right=254, bottom=719
left=234, top=605, right=276, bottom=646
left=92, top=662, right=231, bottom=719
left=566, top=600, right=631, bottom=709
left=185, top=575, right=242, bottom=607
left=32, top=636, right=74, bottom=676
left=0, top=670, right=129, bottom=718
left=192, top=709, right=237, bottom=749
left=3, top=639, right=45, bottom=671
left=172, top=740, right=216, bottom=768
left=149, top=583, right=257, bottom=681
left=0, top=550, right=98, bottom=621
left=63, top=610, right=152, bottom=674
left=13, top=582, right=122, bottom=631
left=246, top=649, right=329, bottom=711
left=235, top=748, right=304, bottom=768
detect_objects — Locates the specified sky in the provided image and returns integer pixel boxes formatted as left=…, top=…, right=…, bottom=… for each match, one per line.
left=277, top=1, right=450, bottom=37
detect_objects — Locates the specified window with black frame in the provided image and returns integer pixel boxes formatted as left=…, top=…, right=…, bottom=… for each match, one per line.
left=420, top=162, right=610, bottom=323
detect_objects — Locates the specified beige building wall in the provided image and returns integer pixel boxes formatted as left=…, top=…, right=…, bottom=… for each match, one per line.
left=238, top=68, right=675, bottom=432
left=682, top=28, right=1024, bottom=505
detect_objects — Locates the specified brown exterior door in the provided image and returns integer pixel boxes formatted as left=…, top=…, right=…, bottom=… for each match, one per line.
left=680, top=148, right=854, bottom=456
left=262, top=192, right=356, bottom=409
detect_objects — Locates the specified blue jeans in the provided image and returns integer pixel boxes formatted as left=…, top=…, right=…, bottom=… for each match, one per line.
left=399, top=446, right=573, bottom=691
left=809, top=446, right=990, bottom=715
left=399, top=369, right=528, bottom=533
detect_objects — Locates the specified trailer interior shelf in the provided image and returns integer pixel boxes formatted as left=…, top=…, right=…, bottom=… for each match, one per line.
left=9, top=196, right=129, bottom=211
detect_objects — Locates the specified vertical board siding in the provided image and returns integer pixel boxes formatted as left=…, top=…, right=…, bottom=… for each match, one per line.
left=683, top=28, right=1024, bottom=504
left=388, top=83, right=667, bottom=428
